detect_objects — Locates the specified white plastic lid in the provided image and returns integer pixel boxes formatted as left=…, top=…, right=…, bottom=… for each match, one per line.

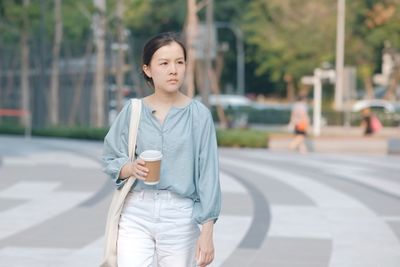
left=139, top=150, right=163, bottom=161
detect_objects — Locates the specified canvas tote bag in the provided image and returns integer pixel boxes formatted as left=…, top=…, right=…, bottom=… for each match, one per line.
left=100, top=98, right=142, bottom=267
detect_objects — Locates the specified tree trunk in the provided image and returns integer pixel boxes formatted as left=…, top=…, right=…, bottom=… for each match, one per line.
left=68, top=38, right=94, bottom=126
left=184, top=0, right=199, bottom=98
left=115, top=0, right=126, bottom=111
left=126, top=38, right=144, bottom=98
left=5, top=56, right=18, bottom=108
left=209, top=54, right=228, bottom=128
left=202, top=0, right=213, bottom=107
left=92, top=0, right=106, bottom=127
left=21, top=0, right=30, bottom=128
left=384, top=69, right=399, bottom=101
left=363, top=75, right=374, bottom=99
left=195, top=60, right=204, bottom=94
left=49, top=0, right=63, bottom=126
left=215, top=51, right=224, bottom=81
left=284, top=73, right=295, bottom=102
left=0, top=40, right=2, bottom=110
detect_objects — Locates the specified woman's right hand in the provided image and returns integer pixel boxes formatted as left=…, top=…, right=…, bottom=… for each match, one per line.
left=120, top=159, right=148, bottom=180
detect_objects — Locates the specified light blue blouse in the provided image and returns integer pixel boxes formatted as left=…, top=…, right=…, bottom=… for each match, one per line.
left=102, top=99, right=221, bottom=224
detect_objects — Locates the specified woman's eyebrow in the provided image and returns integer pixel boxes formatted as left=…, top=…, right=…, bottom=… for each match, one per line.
left=157, top=57, right=185, bottom=61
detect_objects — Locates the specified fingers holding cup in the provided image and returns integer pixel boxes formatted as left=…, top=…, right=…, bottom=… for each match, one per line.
left=133, top=159, right=148, bottom=180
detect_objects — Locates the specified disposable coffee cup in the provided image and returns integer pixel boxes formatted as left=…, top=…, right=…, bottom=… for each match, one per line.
left=139, top=150, right=162, bottom=185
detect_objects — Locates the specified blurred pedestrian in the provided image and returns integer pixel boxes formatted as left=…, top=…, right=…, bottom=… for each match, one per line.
left=102, top=32, right=221, bottom=267
left=288, top=95, right=310, bottom=154
left=360, top=107, right=382, bottom=136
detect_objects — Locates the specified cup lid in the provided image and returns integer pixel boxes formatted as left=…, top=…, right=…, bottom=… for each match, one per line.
left=139, top=150, right=162, bottom=161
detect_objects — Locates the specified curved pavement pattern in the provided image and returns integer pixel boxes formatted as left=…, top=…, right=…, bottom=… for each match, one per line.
left=0, top=136, right=400, bottom=267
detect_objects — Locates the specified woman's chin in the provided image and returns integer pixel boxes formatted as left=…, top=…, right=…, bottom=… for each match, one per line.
left=159, top=84, right=182, bottom=93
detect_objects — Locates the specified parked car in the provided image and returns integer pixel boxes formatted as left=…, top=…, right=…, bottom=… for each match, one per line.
left=194, top=94, right=253, bottom=108
left=351, top=99, right=395, bottom=113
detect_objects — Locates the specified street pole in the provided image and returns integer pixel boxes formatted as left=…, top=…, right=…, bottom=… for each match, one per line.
left=313, top=70, right=322, bottom=137
left=334, top=0, right=345, bottom=111
left=312, top=68, right=335, bottom=137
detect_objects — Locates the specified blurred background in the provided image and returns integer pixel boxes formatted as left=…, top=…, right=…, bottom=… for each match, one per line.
left=1, top=2, right=400, bottom=266
left=0, top=0, right=399, bottom=139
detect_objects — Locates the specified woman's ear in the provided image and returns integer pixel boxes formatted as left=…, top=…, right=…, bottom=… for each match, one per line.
left=143, top=65, right=152, bottom=79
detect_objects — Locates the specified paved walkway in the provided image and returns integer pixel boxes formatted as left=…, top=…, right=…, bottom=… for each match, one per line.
left=0, top=136, right=400, bottom=266
left=268, top=126, right=400, bottom=155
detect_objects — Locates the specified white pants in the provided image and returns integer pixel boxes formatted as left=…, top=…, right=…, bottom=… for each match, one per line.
left=117, top=189, right=200, bottom=267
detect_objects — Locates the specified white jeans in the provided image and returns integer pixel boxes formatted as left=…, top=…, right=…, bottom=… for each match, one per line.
left=118, top=189, right=200, bottom=267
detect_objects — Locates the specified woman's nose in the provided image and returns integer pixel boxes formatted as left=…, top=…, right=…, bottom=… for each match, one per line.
left=169, top=63, right=177, bottom=74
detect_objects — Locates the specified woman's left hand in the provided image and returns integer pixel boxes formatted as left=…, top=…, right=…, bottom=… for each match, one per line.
left=196, top=221, right=215, bottom=267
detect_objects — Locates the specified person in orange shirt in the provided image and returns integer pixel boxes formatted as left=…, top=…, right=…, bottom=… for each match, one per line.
left=288, top=95, right=310, bottom=153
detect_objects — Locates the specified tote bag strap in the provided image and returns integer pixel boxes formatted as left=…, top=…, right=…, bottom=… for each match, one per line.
left=128, top=98, right=142, bottom=161
left=100, top=98, right=142, bottom=267
left=122, top=98, right=141, bottom=190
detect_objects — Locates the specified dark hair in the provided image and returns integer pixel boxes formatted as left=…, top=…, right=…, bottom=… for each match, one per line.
left=142, top=32, right=187, bottom=86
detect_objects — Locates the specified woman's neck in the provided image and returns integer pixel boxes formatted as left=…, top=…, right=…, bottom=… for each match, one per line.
left=154, top=91, right=181, bottom=104
left=147, top=91, right=189, bottom=108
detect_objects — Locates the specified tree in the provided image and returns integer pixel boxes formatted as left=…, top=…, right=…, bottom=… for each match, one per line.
left=115, top=0, right=127, bottom=111
left=62, top=0, right=94, bottom=126
left=345, top=0, right=400, bottom=100
left=183, top=0, right=200, bottom=98
left=242, top=0, right=337, bottom=98
left=21, top=0, right=31, bottom=128
left=92, top=0, right=106, bottom=127
left=124, top=0, right=187, bottom=34
left=49, top=0, right=63, bottom=126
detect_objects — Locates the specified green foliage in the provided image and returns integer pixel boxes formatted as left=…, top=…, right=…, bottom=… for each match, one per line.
left=0, top=0, right=40, bottom=41
left=241, top=0, right=400, bottom=96
left=0, top=124, right=269, bottom=148
left=216, top=129, right=268, bottom=148
left=242, top=0, right=336, bottom=87
left=344, top=1, right=400, bottom=94
left=214, top=0, right=249, bottom=23
left=0, top=124, right=108, bottom=140
left=32, top=127, right=108, bottom=140
left=0, top=123, right=25, bottom=135
left=124, top=0, right=186, bottom=34
left=1, top=0, right=400, bottom=101
left=60, top=0, right=93, bottom=44
left=0, top=0, right=92, bottom=52
left=247, top=108, right=291, bottom=124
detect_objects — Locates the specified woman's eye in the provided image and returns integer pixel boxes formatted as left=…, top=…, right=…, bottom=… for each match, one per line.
left=160, top=62, right=168, bottom=65
left=178, top=61, right=185, bottom=64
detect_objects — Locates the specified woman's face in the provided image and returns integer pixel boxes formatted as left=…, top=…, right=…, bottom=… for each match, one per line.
left=143, top=42, right=186, bottom=94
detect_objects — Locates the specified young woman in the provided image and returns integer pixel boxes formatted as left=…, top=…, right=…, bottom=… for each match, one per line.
left=103, top=32, right=221, bottom=267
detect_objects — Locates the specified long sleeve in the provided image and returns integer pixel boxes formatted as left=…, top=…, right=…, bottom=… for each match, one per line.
left=102, top=101, right=131, bottom=188
left=193, top=111, right=221, bottom=224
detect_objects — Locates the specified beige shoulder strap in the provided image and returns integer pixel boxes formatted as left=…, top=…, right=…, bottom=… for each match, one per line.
left=128, top=98, right=142, bottom=161
left=100, top=98, right=142, bottom=267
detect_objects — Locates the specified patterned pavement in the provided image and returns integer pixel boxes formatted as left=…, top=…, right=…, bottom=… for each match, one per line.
left=0, top=136, right=400, bottom=267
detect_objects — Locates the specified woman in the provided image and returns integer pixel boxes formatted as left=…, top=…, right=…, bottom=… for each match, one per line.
left=361, top=108, right=373, bottom=136
left=360, top=107, right=381, bottom=136
left=288, top=95, right=310, bottom=154
left=102, top=32, right=221, bottom=267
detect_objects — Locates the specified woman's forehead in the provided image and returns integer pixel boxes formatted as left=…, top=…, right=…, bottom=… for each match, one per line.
left=152, top=42, right=185, bottom=59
